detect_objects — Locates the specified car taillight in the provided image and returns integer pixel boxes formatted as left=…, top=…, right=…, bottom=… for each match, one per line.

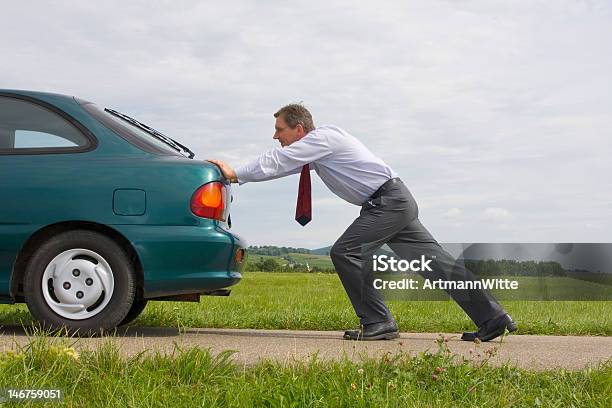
left=235, top=248, right=245, bottom=264
left=191, top=182, right=226, bottom=221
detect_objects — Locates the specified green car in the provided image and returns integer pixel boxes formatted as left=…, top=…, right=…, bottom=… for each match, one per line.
left=0, top=90, right=246, bottom=334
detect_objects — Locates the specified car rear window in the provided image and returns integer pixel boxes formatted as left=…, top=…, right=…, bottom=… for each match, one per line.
left=79, top=100, right=187, bottom=157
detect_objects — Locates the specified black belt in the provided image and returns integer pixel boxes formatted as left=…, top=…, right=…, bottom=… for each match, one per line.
left=369, top=177, right=402, bottom=200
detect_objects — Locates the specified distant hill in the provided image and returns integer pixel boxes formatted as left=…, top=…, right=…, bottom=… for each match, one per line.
left=311, top=246, right=331, bottom=256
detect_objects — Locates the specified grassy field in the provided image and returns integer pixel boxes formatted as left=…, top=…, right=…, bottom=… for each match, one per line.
left=1, top=336, right=610, bottom=407
left=1, top=272, right=610, bottom=406
left=287, top=253, right=335, bottom=268
left=1, top=272, right=610, bottom=335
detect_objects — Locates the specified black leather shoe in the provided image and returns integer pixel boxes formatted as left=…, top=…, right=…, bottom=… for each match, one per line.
left=343, top=320, right=399, bottom=341
left=461, top=313, right=517, bottom=342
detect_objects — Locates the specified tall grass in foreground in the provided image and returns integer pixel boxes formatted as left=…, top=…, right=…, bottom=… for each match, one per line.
left=1, top=335, right=610, bottom=407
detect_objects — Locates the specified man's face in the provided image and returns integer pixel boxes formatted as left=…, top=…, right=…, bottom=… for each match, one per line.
left=273, top=116, right=304, bottom=147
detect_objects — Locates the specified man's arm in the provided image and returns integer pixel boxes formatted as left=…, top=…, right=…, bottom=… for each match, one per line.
left=208, top=130, right=330, bottom=184
left=207, top=159, right=304, bottom=184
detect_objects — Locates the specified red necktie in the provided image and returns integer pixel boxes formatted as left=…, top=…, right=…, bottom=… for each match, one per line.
left=295, top=164, right=311, bottom=226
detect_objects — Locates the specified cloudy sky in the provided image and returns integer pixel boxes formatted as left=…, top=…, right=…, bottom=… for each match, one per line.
left=2, top=1, right=610, bottom=248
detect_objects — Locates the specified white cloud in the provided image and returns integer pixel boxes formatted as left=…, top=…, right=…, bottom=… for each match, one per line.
left=483, top=208, right=512, bottom=221
left=443, top=208, right=463, bottom=218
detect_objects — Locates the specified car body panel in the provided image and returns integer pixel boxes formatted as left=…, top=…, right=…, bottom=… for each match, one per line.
left=112, top=224, right=245, bottom=297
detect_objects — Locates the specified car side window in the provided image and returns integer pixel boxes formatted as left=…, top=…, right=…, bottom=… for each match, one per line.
left=0, top=96, right=90, bottom=152
left=13, top=130, right=79, bottom=148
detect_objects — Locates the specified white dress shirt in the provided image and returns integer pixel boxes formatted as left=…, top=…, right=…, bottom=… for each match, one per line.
left=234, top=125, right=398, bottom=206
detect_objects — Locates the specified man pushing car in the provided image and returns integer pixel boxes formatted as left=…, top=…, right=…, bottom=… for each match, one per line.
left=208, top=104, right=516, bottom=341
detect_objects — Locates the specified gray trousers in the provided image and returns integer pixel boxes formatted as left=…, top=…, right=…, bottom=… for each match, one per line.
left=330, top=179, right=504, bottom=326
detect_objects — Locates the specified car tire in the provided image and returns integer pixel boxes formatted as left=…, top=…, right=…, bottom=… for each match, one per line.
left=23, top=230, right=136, bottom=335
left=118, top=297, right=148, bottom=326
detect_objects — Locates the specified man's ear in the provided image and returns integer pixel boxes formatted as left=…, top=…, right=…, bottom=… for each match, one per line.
left=296, top=123, right=305, bottom=137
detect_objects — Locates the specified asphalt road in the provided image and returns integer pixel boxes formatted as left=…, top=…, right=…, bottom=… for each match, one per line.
left=1, top=326, right=610, bottom=371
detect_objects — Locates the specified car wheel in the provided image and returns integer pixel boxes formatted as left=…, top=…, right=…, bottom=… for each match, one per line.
left=118, top=297, right=148, bottom=326
left=23, top=230, right=136, bottom=335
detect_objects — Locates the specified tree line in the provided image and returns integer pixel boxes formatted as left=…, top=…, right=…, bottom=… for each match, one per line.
left=248, top=246, right=311, bottom=256
left=462, top=259, right=609, bottom=284
left=245, top=256, right=335, bottom=273
left=244, top=255, right=610, bottom=284
left=464, top=259, right=566, bottom=277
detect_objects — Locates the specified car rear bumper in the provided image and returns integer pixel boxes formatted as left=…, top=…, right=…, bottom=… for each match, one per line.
left=111, top=223, right=247, bottom=299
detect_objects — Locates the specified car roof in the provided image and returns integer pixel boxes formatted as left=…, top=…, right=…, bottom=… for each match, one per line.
left=0, top=89, right=188, bottom=157
left=0, top=89, right=76, bottom=104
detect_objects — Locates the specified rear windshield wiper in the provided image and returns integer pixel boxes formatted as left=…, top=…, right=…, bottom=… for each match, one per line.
left=104, top=108, right=195, bottom=158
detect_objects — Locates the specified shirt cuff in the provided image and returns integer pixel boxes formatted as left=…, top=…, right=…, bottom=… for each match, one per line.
left=234, top=167, right=248, bottom=185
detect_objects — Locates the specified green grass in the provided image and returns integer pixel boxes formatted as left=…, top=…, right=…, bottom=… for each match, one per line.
left=1, top=272, right=610, bottom=335
left=1, top=335, right=610, bottom=407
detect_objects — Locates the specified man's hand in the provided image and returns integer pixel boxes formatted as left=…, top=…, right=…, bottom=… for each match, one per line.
left=207, top=159, right=238, bottom=183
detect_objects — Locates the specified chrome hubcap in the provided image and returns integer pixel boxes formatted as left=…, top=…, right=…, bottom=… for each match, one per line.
left=41, top=248, right=114, bottom=320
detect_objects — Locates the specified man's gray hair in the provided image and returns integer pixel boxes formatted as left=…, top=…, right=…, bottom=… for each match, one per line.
left=274, top=103, right=315, bottom=134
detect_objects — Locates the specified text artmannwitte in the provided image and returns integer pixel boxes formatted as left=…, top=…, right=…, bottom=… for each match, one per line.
left=371, top=255, right=519, bottom=290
